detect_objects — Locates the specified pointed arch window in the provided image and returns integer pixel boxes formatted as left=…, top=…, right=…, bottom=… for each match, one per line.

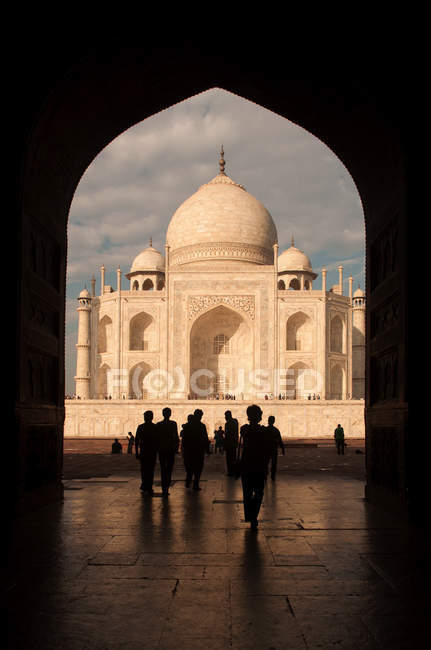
left=213, top=333, right=230, bottom=355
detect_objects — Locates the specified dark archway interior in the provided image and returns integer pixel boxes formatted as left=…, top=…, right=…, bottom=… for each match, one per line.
left=9, top=38, right=411, bottom=529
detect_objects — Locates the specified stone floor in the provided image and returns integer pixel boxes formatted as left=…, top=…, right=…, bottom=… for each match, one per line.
left=6, top=445, right=428, bottom=649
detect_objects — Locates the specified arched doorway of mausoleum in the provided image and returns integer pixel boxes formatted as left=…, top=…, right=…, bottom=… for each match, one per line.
left=189, top=304, right=253, bottom=399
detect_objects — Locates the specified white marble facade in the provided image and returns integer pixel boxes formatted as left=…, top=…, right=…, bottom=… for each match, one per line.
left=70, top=151, right=365, bottom=438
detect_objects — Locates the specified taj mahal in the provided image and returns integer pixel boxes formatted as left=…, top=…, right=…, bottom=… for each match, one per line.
left=65, top=150, right=365, bottom=439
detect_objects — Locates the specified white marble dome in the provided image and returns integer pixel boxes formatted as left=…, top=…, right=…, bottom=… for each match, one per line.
left=78, top=288, right=91, bottom=299
left=278, top=244, right=313, bottom=272
left=166, top=169, right=278, bottom=266
left=130, top=244, right=164, bottom=272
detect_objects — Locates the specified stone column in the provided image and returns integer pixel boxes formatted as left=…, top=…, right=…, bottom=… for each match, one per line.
left=352, top=291, right=366, bottom=399
left=165, top=244, right=170, bottom=398
left=115, top=267, right=122, bottom=399
left=75, top=291, right=92, bottom=398
left=100, top=265, right=105, bottom=296
left=321, top=270, right=327, bottom=400
left=338, top=265, right=343, bottom=295
left=273, top=243, right=279, bottom=397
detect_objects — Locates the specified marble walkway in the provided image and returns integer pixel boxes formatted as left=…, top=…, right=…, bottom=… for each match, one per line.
left=6, top=446, right=428, bottom=649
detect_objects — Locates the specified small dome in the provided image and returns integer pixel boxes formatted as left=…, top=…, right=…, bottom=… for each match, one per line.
left=79, top=288, right=91, bottom=299
left=354, top=286, right=364, bottom=297
left=130, top=244, right=164, bottom=273
left=278, top=244, right=313, bottom=273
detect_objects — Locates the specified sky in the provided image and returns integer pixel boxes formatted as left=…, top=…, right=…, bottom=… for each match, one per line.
left=65, top=88, right=365, bottom=395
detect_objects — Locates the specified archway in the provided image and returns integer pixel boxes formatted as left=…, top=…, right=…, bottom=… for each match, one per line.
left=129, top=312, right=155, bottom=351
left=128, top=361, right=152, bottom=399
left=97, top=315, right=113, bottom=354
left=330, top=364, right=344, bottom=400
left=12, top=42, right=410, bottom=523
left=330, top=315, right=344, bottom=353
left=286, top=312, right=313, bottom=351
left=95, top=363, right=111, bottom=399
left=189, top=305, right=252, bottom=398
left=288, top=361, right=315, bottom=400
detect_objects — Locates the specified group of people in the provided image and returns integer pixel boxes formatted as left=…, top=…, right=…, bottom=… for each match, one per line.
left=132, top=406, right=285, bottom=530
left=113, top=408, right=345, bottom=531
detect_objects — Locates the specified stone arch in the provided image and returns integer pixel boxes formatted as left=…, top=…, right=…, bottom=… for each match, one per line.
left=98, top=315, right=113, bottom=354
left=14, top=43, right=410, bottom=518
left=129, top=311, right=155, bottom=351
left=95, top=363, right=111, bottom=398
left=330, top=364, right=344, bottom=400
left=129, top=361, right=152, bottom=399
left=189, top=304, right=253, bottom=398
left=286, top=312, right=313, bottom=351
left=289, top=278, right=300, bottom=290
left=142, top=278, right=154, bottom=291
left=287, top=361, right=315, bottom=400
left=132, top=280, right=139, bottom=290
left=330, top=315, right=344, bottom=353
left=278, top=279, right=286, bottom=290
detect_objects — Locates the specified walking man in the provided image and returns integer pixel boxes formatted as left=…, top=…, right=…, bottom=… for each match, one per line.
left=334, top=423, right=345, bottom=455
left=156, top=407, right=179, bottom=496
left=265, top=415, right=285, bottom=480
left=237, top=404, right=272, bottom=531
left=223, top=410, right=239, bottom=476
left=135, top=411, right=159, bottom=494
left=181, top=409, right=210, bottom=490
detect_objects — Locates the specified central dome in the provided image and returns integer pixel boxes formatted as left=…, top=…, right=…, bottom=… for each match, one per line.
left=166, top=152, right=278, bottom=266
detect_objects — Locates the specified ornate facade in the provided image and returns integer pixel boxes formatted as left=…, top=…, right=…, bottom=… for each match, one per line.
left=69, top=152, right=365, bottom=438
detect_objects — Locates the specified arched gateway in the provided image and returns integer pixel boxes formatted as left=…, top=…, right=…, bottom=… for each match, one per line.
left=13, top=41, right=411, bottom=523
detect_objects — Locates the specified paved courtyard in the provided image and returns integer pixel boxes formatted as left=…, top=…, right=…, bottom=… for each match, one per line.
left=6, top=443, right=428, bottom=649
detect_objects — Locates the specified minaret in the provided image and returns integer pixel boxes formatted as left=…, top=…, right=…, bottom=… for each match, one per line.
left=75, top=287, right=92, bottom=398
left=352, top=285, right=366, bottom=399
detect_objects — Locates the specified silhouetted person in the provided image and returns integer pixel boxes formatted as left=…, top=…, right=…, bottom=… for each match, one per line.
left=156, top=407, right=179, bottom=496
left=214, top=426, right=224, bottom=454
left=237, top=404, right=271, bottom=531
left=181, top=409, right=210, bottom=490
left=180, top=414, right=193, bottom=451
left=127, top=431, right=135, bottom=454
left=135, top=411, right=159, bottom=494
left=334, top=423, right=345, bottom=455
left=111, top=438, right=122, bottom=454
left=223, top=410, right=239, bottom=476
left=265, top=415, right=285, bottom=481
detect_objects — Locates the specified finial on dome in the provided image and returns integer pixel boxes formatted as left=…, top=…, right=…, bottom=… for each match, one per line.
left=149, top=237, right=153, bottom=248
left=219, top=145, right=226, bottom=175
left=291, top=234, right=295, bottom=247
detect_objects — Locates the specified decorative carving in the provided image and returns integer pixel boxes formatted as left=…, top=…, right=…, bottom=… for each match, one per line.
left=370, top=348, right=399, bottom=404
left=29, top=222, right=61, bottom=290
left=171, top=242, right=272, bottom=266
left=188, top=295, right=255, bottom=320
left=28, top=352, right=59, bottom=404
left=370, top=295, right=399, bottom=339
left=29, top=295, right=59, bottom=338
left=370, top=218, right=399, bottom=292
